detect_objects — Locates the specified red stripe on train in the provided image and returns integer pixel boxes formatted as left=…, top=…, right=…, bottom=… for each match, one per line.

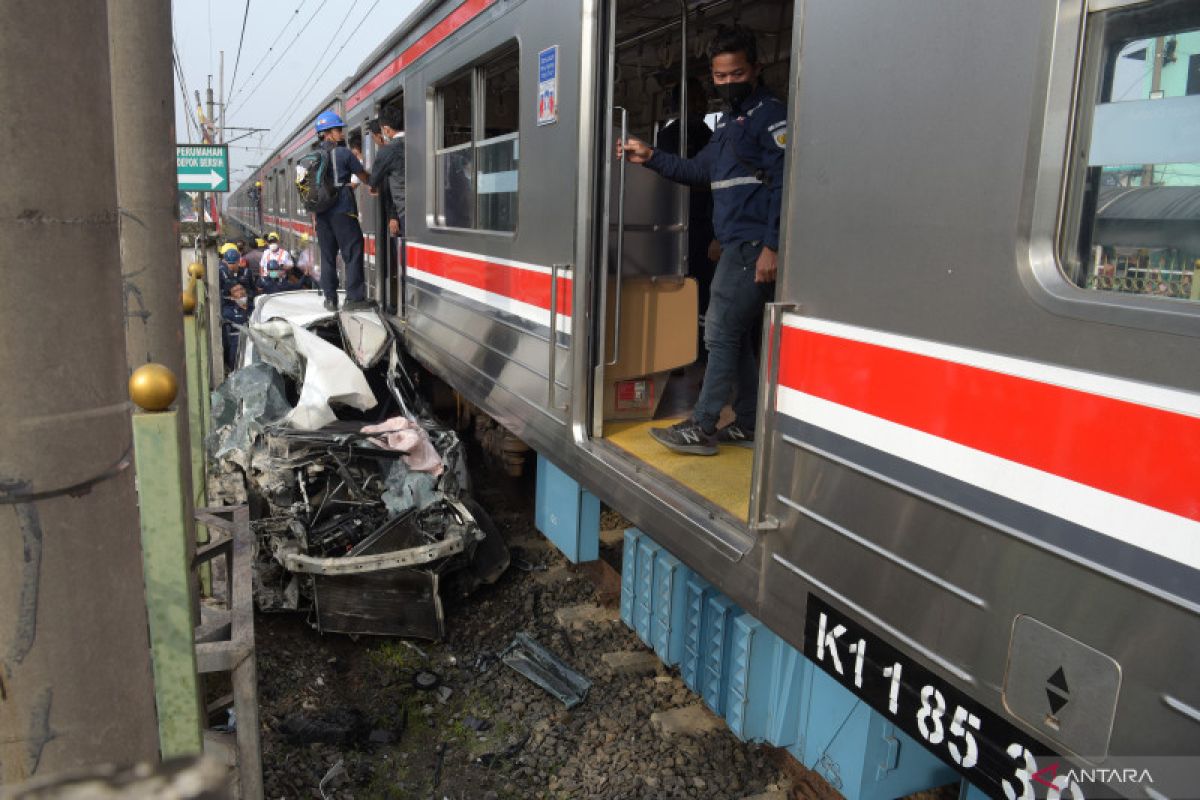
left=347, top=0, right=496, bottom=110
left=777, top=326, right=1200, bottom=523
left=263, top=215, right=315, bottom=237
left=407, top=245, right=572, bottom=317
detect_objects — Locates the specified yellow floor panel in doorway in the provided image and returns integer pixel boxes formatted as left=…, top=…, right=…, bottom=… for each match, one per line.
left=603, top=418, right=753, bottom=520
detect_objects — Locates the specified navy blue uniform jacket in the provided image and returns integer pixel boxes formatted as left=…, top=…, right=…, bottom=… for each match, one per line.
left=645, top=86, right=787, bottom=251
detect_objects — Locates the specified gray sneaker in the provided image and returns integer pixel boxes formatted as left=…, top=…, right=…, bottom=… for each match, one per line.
left=715, top=423, right=754, bottom=449
left=649, top=419, right=718, bottom=456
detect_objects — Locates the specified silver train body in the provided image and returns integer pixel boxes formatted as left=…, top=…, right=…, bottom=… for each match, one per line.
left=228, top=1, right=1200, bottom=795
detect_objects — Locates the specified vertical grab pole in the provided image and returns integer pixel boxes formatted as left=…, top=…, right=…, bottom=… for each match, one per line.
left=593, top=0, right=618, bottom=435
left=748, top=302, right=796, bottom=531
left=677, top=0, right=689, bottom=276
left=606, top=105, right=628, bottom=366
left=548, top=262, right=561, bottom=408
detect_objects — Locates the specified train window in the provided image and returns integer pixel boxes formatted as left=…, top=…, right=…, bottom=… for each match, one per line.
left=433, top=43, right=519, bottom=232
left=478, top=47, right=519, bottom=232
left=436, top=72, right=476, bottom=228
left=1066, top=0, right=1200, bottom=305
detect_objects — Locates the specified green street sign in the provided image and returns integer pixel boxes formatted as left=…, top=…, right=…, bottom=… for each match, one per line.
left=176, top=144, right=229, bottom=192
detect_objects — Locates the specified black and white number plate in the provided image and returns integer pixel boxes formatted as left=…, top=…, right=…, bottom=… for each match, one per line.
left=803, top=595, right=1086, bottom=800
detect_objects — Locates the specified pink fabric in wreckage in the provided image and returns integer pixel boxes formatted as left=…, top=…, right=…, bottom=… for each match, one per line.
left=359, top=416, right=444, bottom=476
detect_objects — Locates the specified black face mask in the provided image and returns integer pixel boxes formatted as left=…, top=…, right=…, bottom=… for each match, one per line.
left=713, top=80, right=754, bottom=112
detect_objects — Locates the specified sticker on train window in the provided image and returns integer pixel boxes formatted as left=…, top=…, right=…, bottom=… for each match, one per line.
left=1066, top=3, right=1200, bottom=305
left=537, top=45, right=558, bottom=126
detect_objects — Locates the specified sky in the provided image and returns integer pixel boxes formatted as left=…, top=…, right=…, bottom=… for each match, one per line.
left=172, top=0, right=423, bottom=188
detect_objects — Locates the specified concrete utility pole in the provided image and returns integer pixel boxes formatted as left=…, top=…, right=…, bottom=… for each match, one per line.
left=107, top=0, right=199, bottom=651
left=0, top=0, right=159, bottom=781
left=108, top=0, right=194, bottom=443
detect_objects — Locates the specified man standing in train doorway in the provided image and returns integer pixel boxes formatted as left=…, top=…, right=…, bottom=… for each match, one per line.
left=312, top=110, right=372, bottom=312
left=369, top=104, right=407, bottom=315
left=620, top=25, right=786, bottom=456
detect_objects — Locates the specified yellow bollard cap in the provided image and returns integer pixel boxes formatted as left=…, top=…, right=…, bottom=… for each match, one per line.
left=182, top=290, right=197, bottom=314
left=188, top=261, right=206, bottom=280
left=129, top=363, right=178, bottom=412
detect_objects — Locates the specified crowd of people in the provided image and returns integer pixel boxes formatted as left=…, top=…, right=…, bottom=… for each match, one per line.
left=217, top=234, right=314, bottom=367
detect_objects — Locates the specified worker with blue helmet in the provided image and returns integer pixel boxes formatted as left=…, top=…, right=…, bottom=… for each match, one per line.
left=310, top=109, right=372, bottom=311
left=219, top=245, right=255, bottom=298
left=314, top=110, right=344, bottom=132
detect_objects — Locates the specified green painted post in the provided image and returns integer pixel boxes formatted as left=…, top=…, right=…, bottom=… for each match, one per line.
left=183, top=309, right=211, bottom=594
left=195, top=280, right=213, bottom=445
left=183, top=315, right=205, bottom=509
left=131, top=409, right=204, bottom=757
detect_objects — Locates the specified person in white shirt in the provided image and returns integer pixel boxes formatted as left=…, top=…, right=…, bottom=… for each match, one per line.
left=257, top=232, right=295, bottom=293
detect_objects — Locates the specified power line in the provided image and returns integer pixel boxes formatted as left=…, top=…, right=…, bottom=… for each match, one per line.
left=228, top=0, right=252, bottom=101
left=227, top=0, right=325, bottom=117
left=268, top=0, right=380, bottom=140
left=227, top=0, right=311, bottom=106
left=173, top=40, right=202, bottom=141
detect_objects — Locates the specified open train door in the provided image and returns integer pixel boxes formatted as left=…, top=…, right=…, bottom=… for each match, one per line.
left=589, top=0, right=695, bottom=438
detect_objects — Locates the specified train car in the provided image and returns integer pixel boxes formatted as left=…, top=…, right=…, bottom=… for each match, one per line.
left=229, top=1, right=1200, bottom=797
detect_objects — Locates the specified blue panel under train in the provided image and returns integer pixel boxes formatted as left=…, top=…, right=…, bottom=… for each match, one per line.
left=619, top=528, right=641, bottom=628
left=725, top=615, right=779, bottom=742
left=633, top=536, right=662, bottom=644
left=679, top=573, right=713, bottom=693
left=958, top=780, right=990, bottom=800
left=701, top=593, right=742, bottom=716
left=650, top=550, right=689, bottom=666
left=533, top=453, right=600, bottom=564
left=791, top=664, right=959, bottom=800
left=765, top=639, right=810, bottom=749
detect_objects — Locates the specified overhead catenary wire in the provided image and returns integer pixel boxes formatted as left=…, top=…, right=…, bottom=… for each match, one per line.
left=226, top=0, right=312, bottom=107
left=267, top=0, right=381, bottom=141
left=227, top=0, right=325, bottom=117
left=172, top=41, right=202, bottom=141
left=227, top=0, right=252, bottom=101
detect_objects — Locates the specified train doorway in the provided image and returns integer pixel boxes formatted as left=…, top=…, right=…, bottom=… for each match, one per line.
left=592, top=0, right=794, bottom=522
left=373, top=93, right=405, bottom=316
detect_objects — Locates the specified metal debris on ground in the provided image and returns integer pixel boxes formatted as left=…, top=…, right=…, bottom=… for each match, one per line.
left=501, top=632, right=592, bottom=709
left=208, top=298, right=509, bottom=640
left=318, top=758, right=346, bottom=800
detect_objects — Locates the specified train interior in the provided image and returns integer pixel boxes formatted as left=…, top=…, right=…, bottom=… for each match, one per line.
left=595, top=0, right=794, bottom=521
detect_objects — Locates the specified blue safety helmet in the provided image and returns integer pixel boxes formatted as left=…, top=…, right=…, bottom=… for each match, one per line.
left=314, top=110, right=345, bottom=133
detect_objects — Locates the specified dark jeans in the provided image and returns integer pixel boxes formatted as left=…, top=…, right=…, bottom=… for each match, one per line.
left=315, top=210, right=366, bottom=302
left=692, top=241, right=772, bottom=432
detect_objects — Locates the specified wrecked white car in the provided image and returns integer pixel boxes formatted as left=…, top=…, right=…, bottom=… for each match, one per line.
left=209, top=291, right=508, bottom=640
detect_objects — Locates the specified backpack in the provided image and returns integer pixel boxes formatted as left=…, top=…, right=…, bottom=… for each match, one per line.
left=295, top=147, right=339, bottom=214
